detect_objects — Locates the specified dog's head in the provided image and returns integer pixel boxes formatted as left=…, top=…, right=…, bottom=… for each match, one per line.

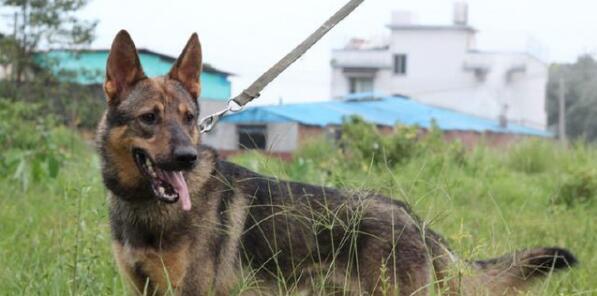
left=99, top=30, right=203, bottom=210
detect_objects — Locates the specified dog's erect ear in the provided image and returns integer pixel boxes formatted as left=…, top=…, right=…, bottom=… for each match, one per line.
left=169, top=33, right=202, bottom=99
left=104, top=30, right=146, bottom=104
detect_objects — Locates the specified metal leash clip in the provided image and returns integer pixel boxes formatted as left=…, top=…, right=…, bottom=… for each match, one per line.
left=198, top=99, right=245, bottom=133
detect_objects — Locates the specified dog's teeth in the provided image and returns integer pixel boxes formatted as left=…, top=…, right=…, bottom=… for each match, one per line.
left=158, top=187, right=165, bottom=194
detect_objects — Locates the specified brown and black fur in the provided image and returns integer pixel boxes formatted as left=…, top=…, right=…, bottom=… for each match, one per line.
left=97, top=30, right=577, bottom=296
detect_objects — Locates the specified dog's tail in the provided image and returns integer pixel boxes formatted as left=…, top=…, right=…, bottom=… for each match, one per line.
left=428, top=234, right=577, bottom=295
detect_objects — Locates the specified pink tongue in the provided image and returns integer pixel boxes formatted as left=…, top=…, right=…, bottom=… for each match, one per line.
left=163, top=171, right=191, bottom=211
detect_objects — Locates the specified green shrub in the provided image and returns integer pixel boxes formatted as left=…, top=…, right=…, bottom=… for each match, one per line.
left=0, top=99, right=82, bottom=190
left=381, top=124, right=420, bottom=165
left=507, top=139, right=556, bottom=174
left=555, top=168, right=597, bottom=207
left=339, top=116, right=421, bottom=167
left=338, top=116, right=385, bottom=164
left=335, top=116, right=468, bottom=172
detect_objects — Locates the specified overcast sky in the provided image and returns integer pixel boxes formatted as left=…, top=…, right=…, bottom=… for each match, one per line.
left=74, top=0, right=597, bottom=105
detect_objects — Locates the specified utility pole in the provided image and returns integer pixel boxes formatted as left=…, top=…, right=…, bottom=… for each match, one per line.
left=558, top=77, right=567, bottom=145
left=13, top=11, right=18, bottom=38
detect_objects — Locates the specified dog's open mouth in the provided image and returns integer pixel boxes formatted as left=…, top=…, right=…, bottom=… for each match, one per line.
left=133, top=149, right=192, bottom=211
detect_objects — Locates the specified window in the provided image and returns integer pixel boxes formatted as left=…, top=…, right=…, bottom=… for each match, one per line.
left=393, top=54, right=407, bottom=75
left=238, top=125, right=267, bottom=150
left=349, top=77, right=374, bottom=94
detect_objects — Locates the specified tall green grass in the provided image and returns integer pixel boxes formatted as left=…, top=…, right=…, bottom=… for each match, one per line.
left=0, top=110, right=595, bottom=295
left=232, top=120, right=596, bottom=295
left=0, top=99, right=127, bottom=294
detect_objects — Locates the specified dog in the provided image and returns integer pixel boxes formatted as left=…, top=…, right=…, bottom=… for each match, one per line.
left=96, top=30, right=577, bottom=296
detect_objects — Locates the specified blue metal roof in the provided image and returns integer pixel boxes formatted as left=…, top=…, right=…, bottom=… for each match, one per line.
left=221, top=95, right=552, bottom=137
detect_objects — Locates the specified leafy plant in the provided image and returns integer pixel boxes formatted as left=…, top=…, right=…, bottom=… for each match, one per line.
left=0, top=99, right=79, bottom=189
left=0, top=0, right=101, bottom=129
left=339, top=116, right=421, bottom=167
left=507, top=139, right=555, bottom=174
left=555, top=168, right=597, bottom=207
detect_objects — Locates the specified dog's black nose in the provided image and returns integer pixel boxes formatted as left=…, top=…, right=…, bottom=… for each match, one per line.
left=173, top=146, right=197, bottom=167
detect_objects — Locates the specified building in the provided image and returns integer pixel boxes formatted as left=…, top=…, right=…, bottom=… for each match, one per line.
left=32, top=49, right=231, bottom=146
left=214, top=94, right=551, bottom=158
left=0, top=33, right=11, bottom=80
left=330, top=2, right=548, bottom=130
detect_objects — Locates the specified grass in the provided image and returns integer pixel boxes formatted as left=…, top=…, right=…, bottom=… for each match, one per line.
left=0, top=118, right=596, bottom=294
left=0, top=137, right=125, bottom=295
left=232, top=136, right=597, bottom=295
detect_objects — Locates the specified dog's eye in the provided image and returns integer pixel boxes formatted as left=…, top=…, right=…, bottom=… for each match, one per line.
left=139, top=112, right=157, bottom=125
left=185, top=112, right=195, bottom=123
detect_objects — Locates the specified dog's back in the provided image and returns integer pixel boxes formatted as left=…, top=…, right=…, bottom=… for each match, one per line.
left=216, top=160, right=577, bottom=295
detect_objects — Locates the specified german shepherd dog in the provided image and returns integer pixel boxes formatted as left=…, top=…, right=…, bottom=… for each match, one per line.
left=97, top=30, right=577, bottom=295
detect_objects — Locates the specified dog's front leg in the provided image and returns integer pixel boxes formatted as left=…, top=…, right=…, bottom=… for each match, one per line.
left=179, top=260, right=218, bottom=295
left=179, top=241, right=219, bottom=296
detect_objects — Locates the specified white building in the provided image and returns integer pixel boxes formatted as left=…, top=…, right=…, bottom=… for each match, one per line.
left=0, top=65, right=9, bottom=80
left=330, top=3, right=548, bottom=130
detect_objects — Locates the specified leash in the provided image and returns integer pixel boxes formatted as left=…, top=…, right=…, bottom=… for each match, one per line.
left=199, top=0, right=365, bottom=133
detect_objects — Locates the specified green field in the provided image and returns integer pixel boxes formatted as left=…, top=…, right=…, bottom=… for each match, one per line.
left=0, top=105, right=595, bottom=295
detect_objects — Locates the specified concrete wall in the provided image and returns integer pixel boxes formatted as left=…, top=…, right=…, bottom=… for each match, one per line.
left=330, top=27, right=548, bottom=130
left=203, top=122, right=237, bottom=151
left=205, top=120, right=300, bottom=153
left=386, top=29, right=477, bottom=96
left=412, top=52, right=547, bottom=130
left=266, top=122, right=299, bottom=152
left=330, top=49, right=390, bottom=99
left=199, top=100, right=235, bottom=149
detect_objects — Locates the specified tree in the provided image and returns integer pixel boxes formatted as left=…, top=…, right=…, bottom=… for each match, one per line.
left=0, top=0, right=97, bottom=83
left=0, top=0, right=99, bottom=128
left=547, top=55, right=597, bottom=141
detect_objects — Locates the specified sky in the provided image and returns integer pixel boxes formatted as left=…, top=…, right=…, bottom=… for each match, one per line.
left=20, top=0, right=597, bottom=104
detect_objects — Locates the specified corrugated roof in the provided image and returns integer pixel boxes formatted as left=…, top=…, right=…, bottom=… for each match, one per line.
left=221, top=95, right=552, bottom=137
left=35, top=49, right=231, bottom=76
